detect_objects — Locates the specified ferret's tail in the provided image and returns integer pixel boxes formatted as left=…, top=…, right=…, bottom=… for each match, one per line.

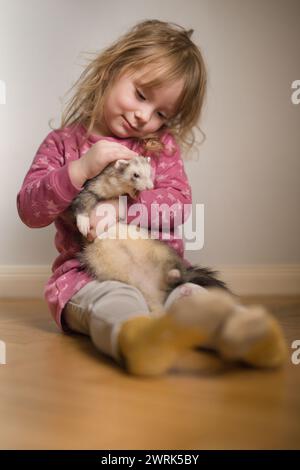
left=173, top=265, right=231, bottom=293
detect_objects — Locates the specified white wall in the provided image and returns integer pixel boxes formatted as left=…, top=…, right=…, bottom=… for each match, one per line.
left=1, top=0, right=299, bottom=273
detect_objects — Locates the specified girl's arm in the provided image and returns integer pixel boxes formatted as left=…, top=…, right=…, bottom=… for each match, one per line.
left=17, top=130, right=83, bottom=228
left=126, top=135, right=192, bottom=230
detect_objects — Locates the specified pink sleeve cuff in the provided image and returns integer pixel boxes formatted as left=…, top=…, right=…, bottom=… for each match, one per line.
left=50, top=162, right=83, bottom=203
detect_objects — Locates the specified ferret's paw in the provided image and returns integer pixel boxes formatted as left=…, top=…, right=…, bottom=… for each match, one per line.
left=76, top=214, right=90, bottom=237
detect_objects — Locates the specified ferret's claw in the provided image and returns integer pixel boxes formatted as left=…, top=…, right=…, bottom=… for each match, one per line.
left=128, top=189, right=138, bottom=199
left=77, top=214, right=90, bottom=237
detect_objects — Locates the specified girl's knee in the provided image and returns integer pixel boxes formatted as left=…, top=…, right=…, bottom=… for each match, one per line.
left=164, top=282, right=208, bottom=310
left=102, top=280, right=148, bottom=303
left=89, top=280, right=150, bottom=319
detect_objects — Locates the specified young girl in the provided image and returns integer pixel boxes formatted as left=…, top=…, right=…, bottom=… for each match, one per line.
left=17, top=20, right=286, bottom=376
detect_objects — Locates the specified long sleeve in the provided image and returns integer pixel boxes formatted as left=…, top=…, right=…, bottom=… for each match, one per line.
left=17, top=130, right=83, bottom=228
left=126, top=135, right=192, bottom=231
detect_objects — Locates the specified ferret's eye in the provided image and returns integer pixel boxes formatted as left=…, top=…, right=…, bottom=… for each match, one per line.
left=133, top=173, right=140, bottom=178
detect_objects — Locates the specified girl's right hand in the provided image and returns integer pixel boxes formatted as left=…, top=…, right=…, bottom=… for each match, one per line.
left=69, top=140, right=138, bottom=188
left=81, top=140, right=139, bottom=180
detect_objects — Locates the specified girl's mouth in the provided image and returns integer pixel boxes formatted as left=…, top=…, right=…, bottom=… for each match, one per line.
left=123, top=116, right=138, bottom=132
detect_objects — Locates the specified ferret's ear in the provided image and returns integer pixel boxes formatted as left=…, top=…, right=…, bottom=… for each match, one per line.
left=114, top=159, right=130, bottom=170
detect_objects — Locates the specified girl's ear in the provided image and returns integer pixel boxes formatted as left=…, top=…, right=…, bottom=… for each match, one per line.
left=114, top=159, right=130, bottom=170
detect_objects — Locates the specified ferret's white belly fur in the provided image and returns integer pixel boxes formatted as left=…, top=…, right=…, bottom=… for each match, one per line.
left=82, top=223, right=179, bottom=314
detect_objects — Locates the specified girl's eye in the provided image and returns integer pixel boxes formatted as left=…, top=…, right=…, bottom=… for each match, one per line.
left=136, top=89, right=146, bottom=100
left=136, top=88, right=167, bottom=119
left=157, top=111, right=167, bottom=119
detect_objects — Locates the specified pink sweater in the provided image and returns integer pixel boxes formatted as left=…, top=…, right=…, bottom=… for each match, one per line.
left=17, top=124, right=192, bottom=329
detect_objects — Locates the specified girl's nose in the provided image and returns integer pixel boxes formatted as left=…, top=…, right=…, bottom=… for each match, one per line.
left=135, top=108, right=151, bottom=124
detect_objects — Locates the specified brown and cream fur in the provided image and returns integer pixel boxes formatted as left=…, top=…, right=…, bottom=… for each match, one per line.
left=71, top=156, right=228, bottom=313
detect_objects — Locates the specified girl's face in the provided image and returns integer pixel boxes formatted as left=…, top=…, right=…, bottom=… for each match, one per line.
left=94, top=68, right=184, bottom=138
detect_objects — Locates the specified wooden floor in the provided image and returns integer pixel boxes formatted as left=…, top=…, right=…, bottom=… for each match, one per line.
left=0, top=295, right=299, bottom=450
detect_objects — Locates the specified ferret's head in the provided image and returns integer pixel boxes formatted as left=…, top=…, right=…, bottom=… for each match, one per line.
left=114, top=156, right=154, bottom=196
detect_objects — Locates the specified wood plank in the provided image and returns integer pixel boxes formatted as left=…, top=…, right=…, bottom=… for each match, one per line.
left=0, top=296, right=299, bottom=449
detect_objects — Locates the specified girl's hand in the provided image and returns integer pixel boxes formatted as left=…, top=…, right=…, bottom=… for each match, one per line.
left=69, top=140, right=138, bottom=188
left=86, top=198, right=120, bottom=242
left=82, top=140, right=138, bottom=179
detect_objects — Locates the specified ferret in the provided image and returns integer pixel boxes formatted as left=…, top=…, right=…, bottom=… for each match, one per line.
left=71, top=155, right=228, bottom=313
left=71, top=156, right=154, bottom=237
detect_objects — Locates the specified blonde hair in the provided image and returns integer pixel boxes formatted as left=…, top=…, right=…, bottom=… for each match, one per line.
left=52, top=19, right=207, bottom=159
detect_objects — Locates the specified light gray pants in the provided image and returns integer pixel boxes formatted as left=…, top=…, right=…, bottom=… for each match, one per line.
left=63, top=280, right=206, bottom=363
